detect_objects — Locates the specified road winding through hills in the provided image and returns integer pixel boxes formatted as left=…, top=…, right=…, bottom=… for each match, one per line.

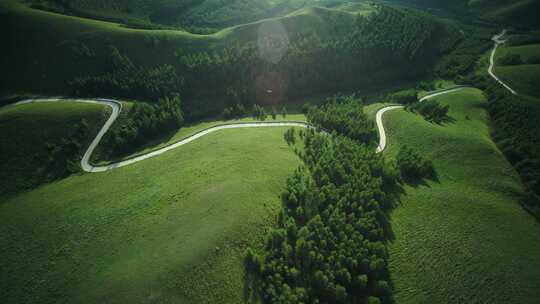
left=6, top=31, right=515, bottom=172
left=375, top=29, right=517, bottom=152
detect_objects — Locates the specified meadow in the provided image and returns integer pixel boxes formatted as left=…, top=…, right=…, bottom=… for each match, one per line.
left=494, top=42, right=540, bottom=98
left=0, top=126, right=303, bottom=304
left=365, top=88, right=540, bottom=303
left=0, top=101, right=107, bottom=197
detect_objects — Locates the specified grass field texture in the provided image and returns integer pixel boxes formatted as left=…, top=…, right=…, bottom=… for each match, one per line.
left=368, top=88, right=540, bottom=303
left=0, top=127, right=302, bottom=304
left=0, top=101, right=108, bottom=197
left=495, top=42, right=540, bottom=98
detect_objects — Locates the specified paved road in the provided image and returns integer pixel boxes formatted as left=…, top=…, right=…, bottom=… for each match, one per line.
left=7, top=31, right=516, bottom=171
left=489, top=29, right=518, bottom=95
left=374, top=29, right=517, bottom=153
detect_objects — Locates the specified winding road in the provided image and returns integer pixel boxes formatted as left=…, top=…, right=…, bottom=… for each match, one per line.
left=375, top=29, right=517, bottom=152
left=6, top=30, right=515, bottom=172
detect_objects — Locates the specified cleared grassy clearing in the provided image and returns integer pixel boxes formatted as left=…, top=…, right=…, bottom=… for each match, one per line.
left=0, top=101, right=107, bottom=197
left=376, top=88, right=540, bottom=303
left=0, top=126, right=302, bottom=304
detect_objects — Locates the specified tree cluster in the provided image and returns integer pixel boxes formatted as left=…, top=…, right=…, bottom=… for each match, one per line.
left=283, top=128, right=296, bottom=146
left=244, top=129, right=399, bottom=303
left=307, top=95, right=376, bottom=144
left=252, top=104, right=267, bottom=121
left=396, top=145, right=435, bottom=181
left=71, top=46, right=184, bottom=102
left=485, top=84, right=540, bottom=218
left=407, top=100, right=450, bottom=123
left=177, top=6, right=456, bottom=116
left=98, top=95, right=184, bottom=159
left=222, top=103, right=247, bottom=120
left=388, top=90, right=418, bottom=105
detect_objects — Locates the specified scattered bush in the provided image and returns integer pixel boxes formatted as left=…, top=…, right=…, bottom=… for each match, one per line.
left=71, top=47, right=184, bottom=102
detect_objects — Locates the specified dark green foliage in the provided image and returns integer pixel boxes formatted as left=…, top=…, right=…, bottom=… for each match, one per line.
left=44, top=119, right=89, bottom=179
left=245, top=130, right=399, bottom=303
left=434, top=27, right=492, bottom=79
left=283, top=128, right=296, bottom=145
left=486, top=85, right=540, bottom=218
left=307, top=95, right=375, bottom=144
left=71, top=47, right=184, bottom=102
left=222, top=103, right=246, bottom=120
left=178, top=6, right=457, bottom=106
left=396, top=145, right=435, bottom=181
left=497, top=54, right=523, bottom=66
left=99, top=95, right=184, bottom=159
left=407, top=100, right=450, bottom=123
left=252, top=104, right=266, bottom=121
left=281, top=106, right=287, bottom=119
left=389, top=90, right=418, bottom=105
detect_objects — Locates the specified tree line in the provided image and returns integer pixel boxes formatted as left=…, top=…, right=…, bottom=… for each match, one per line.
left=244, top=96, right=408, bottom=303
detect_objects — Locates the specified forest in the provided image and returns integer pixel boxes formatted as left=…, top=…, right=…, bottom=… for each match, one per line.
left=96, top=95, right=184, bottom=160
left=243, top=95, right=424, bottom=303
left=244, top=128, right=399, bottom=303
left=486, top=86, right=540, bottom=218
left=306, top=95, right=376, bottom=143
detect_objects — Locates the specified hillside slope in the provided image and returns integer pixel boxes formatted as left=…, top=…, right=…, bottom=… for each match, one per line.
left=376, top=88, right=540, bottom=303
left=1, top=0, right=461, bottom=119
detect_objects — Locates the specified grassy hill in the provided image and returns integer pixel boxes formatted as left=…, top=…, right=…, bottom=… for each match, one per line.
left=1, top=0, right=460, bottom=119
left=365, top=88, right=540, bottom=303
left=494, top=42, right=540, bottom=98
left=0, top=101, right=108, bottom=197
left=24, top=0, right=320, bottom=32
left=388, top=0, right=540, bottom=28
left=0, top=126, right=302, bottom=304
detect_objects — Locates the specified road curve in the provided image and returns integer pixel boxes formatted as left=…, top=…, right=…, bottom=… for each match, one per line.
left=7, top=98, right=312, bottom=172
left=489, top=30, right=518, bottom=95
left=6, top=31, right=516, bottom=171
left=374, top=29, right=517, bottom=153
left=374, top=87, right=471, bottom=153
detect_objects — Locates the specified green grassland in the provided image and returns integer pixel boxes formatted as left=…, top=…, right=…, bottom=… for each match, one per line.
left=25, top=0, right=317, bottom=31
left=93, top=112, right=306, bottom=164
left=366, top=88, right=540, bottom=303
left=494, top=42, right=540, bottom=98
left=0, top=126, right=303, bottom=304
left=0, top=101, right=108, bottom=197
